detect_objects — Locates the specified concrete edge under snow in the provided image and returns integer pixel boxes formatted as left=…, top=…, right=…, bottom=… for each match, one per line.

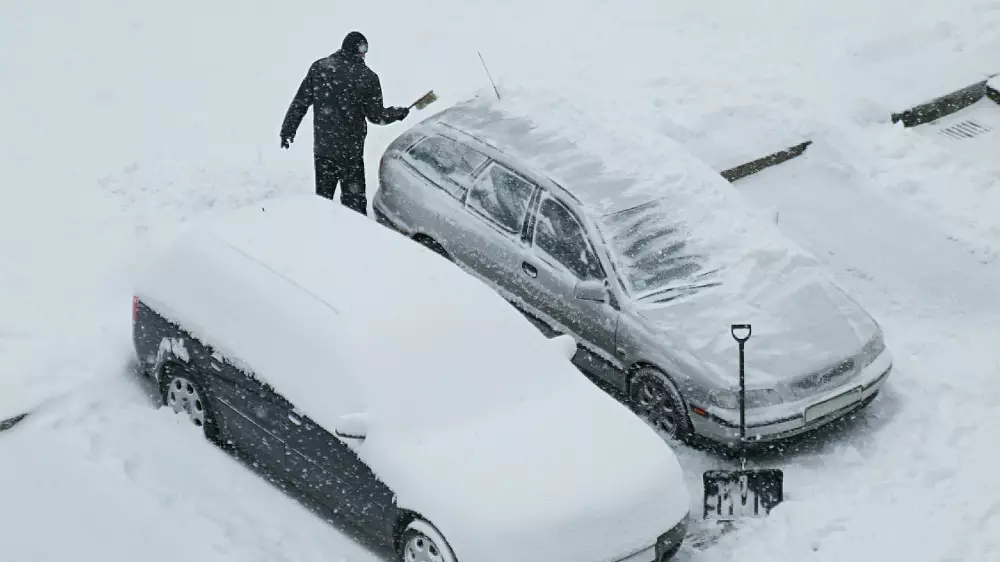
left=721, top=141, right=813, bottom=183
left=891, top=74, right=1000, bottom=128
left=0, top=412, right=29, bottom=433
left=988, top=76, right=1000, bottom=105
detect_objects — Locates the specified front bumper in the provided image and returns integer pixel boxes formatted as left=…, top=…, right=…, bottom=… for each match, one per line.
left=614, top=517, right=687, bottom=562
left=690, top=350, right=893, bottom=446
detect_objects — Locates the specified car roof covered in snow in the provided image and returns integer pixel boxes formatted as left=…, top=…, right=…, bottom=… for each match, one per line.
left=427, top=94, right=733, bottom=217
left=134, top=195, right=588, bottom=438
left=423, top=91, right=819, bottom=298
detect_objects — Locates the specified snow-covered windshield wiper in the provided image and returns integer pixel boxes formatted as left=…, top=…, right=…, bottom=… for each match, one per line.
left=636, top=280, right=723, bottom=303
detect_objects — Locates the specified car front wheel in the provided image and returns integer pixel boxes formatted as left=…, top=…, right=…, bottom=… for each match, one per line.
left=399, top=519, right=457, bottom=562
left=630, top=366, right=692, bottom=442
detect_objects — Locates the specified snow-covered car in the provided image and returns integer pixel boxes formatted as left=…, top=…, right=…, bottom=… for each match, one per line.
left=371, top=95, right=894, bottom=447
left=131, top=195, right=690, bottom=562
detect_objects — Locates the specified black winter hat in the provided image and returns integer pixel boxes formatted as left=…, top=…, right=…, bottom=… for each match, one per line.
left=342, top=31, right=368, bottom=56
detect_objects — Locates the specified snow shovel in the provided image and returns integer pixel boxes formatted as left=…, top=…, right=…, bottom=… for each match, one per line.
left=408, top=90, right=438, bottom=110
left=702, top=324, right=784, bottom=521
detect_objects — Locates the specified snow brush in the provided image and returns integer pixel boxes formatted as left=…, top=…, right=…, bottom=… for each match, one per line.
left=702, top=324, right=785, bottom=521
left=409, top=90, right=438, bottom=110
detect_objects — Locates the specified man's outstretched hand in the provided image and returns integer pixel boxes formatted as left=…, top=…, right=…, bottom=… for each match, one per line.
left=393, top=106, right=410, bottom=122
left=280, top=135, right=293, bottom=149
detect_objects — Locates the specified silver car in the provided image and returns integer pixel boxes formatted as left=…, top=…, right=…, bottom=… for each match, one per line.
left=371, top=98, right=893, bottom=447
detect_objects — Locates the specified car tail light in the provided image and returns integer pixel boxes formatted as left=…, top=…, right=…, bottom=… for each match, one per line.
left=132, top=295, right=139, bottom=322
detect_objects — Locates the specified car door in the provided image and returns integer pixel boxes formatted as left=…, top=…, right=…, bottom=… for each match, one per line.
left=208, top=356, right=291, bottom=474
left=520, top=192, right=624, bottom=385
left=284, top=412, right=394, bottom=535
left=452, top=160, right=540, bottom=304
left=396, top=134, right=491, bottom=262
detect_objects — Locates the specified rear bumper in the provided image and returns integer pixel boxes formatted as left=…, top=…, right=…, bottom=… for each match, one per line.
left=691, top=351, right=893, bottom=446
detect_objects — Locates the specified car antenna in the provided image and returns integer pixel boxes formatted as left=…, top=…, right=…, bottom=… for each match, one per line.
left=478, top=51, right=501, bottom=101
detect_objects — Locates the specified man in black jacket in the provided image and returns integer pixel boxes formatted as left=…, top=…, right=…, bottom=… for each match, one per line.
left=280, top=31, right=409, bottom=215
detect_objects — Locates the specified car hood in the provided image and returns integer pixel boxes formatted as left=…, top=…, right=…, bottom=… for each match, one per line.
left=636, top=265, right=878, bottom=386
left=361, top=383, right=689, bottom=562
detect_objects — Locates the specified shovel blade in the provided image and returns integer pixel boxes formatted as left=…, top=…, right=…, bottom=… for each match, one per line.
left=703, top=468, right=784, bottom=520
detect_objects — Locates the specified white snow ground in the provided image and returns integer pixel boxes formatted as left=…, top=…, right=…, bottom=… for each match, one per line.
left=2, top=0, right=1000, bottom=560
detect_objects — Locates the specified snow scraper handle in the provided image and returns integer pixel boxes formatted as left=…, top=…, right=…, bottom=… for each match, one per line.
left=731, top=324, right=751, bottom=343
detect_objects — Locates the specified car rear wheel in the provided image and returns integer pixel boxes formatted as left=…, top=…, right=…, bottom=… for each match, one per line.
left=630, top=366, right=692, bottom=441
left=399, top=519, right=457, bottom=562
left=160, top=366, right=220, bottom=442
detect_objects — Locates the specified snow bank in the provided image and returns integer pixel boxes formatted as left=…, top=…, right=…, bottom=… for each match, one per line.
left=810, top=107, right=1000, bottom=261
left=0, top=373, right=381, bottom=562
left=714, top=137, right=1000, bottom=562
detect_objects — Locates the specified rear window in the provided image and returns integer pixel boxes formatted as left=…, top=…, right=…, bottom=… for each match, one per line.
left=405, top=135, right=488, bottom=200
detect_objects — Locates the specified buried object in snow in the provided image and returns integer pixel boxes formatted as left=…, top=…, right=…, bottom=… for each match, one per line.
left=702, top=324, right=785, bottom=520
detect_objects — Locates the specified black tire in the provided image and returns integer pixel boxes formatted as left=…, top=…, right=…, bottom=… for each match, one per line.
left=629, top=366, right=693, bottom=442
left=158, top=364, right=221, bottom=443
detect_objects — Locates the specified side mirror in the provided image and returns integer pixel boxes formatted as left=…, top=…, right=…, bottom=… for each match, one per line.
left=574, top=279, right=608, bottom=302
left=549, top=334, right=577, bottom=360
left=334, top=412, right=369, bottom=441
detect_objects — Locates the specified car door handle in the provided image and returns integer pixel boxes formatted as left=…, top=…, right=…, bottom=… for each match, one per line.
left=288, top=413, right=303, bottom=426
left=522, top=261, right=538, bottom=278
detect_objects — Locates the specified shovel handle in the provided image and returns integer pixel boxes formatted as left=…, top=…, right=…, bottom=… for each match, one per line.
left=731, top=323, right=752, bottom=343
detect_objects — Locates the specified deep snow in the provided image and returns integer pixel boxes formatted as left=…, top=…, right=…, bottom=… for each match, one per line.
left=3, top=0, right=1000, bottom=560
left=0, top=366, right=386, bottom=562
left=711, top=141, right=1000, bottom=561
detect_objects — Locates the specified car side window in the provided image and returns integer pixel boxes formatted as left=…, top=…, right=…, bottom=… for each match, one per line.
left=405, top=136, right=487, bottom=200
left=533, top=196, right=604, bottom=281
left=466, top=163, right=537, bottom=234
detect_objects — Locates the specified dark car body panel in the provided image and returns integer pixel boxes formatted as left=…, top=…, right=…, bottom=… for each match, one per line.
left=133, top=299, right=399, bottom=546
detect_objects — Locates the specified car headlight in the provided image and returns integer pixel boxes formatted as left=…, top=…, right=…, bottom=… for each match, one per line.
left=861, top=328, right=886, bottom=367
left=709, top=388, right=783, bottom=409
left=709, top=389, right=739, bottom=409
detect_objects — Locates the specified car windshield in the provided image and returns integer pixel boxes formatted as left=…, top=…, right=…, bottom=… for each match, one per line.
left=596, top=198, right=720, bottom=301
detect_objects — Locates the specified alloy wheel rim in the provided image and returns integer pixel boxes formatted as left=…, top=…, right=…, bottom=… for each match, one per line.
left=637, top=377, right=678, bottom=435
left=403, top=533, right=444, bottom=562
left=166, top=376, right=206, bottom=427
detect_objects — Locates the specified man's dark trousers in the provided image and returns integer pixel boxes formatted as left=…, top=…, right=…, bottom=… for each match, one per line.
left=314, top=153, right=367, bottom=216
